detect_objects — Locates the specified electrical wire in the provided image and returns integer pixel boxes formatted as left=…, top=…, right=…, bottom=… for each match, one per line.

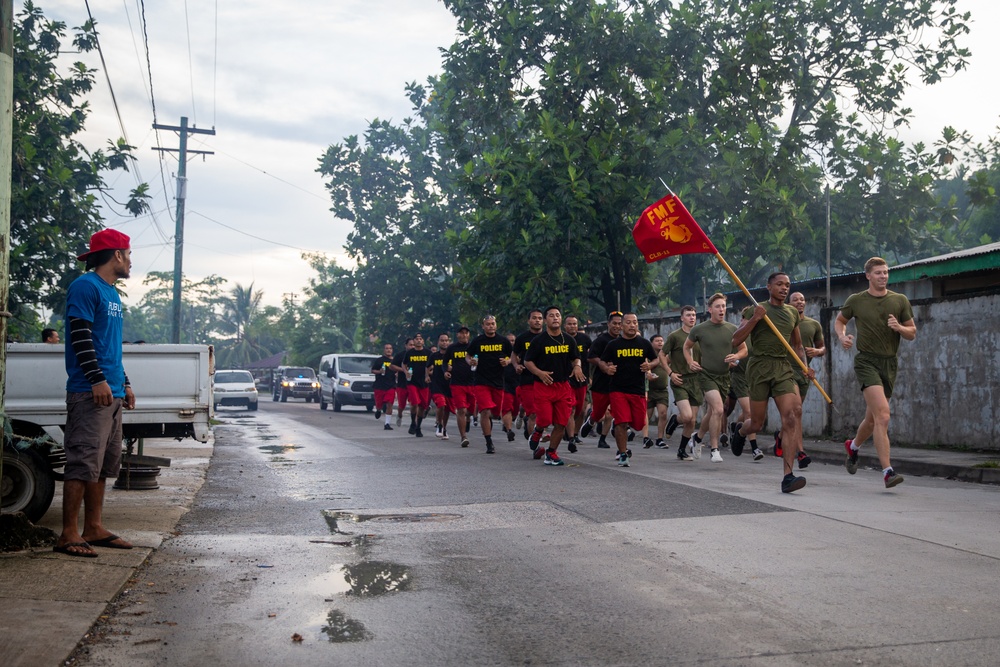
left=189, top=137, right=328, bottom=202
left=183, top=0, right=197, bottom=123
left=213, top=0, right=219, bottom=129
left=188, top=210, right=327, bottom=253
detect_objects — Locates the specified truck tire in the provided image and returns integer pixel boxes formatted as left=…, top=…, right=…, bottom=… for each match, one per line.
left=272, top=391, right=279, bottom=402
left=1, top=446, right=56, bottom=524
left=280, top=390, right=288, bottom=403
left=333, top=397, right=342, bottom=412
left=319, top=395, right=328, bottom=410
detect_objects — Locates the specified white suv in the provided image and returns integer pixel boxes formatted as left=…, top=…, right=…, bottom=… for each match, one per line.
left=213, top=370, right=258, bottom=411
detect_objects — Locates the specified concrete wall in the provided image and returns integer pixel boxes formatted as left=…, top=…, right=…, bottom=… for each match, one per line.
left=628, top=289, right=1000, bottom=450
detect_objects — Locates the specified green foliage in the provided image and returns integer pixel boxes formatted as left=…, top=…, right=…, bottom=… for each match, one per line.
left=8, top=2, right=150, bottom=338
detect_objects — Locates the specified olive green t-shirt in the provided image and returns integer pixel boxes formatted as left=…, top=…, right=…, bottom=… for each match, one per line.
left=687, top=321, right=737, bottom=375
left=788, top=316, right=823, bottom=368
left=648, top=362, right=670, bottom=391
left=840, top=290, right=914, bottom=357
left=665, top=327, right=698, bottom=375
left=741, top=302, right=800, bottom=358
left=731, top=335, right=751, bottom=374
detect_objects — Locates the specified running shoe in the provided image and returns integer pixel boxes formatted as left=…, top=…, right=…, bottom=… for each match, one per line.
left=773, top=430, right=783, bottom=457
left=435, top=426, right=443, bottom=438
left=845, top=439, right=859, bottom=475
left=486, top=442, right=495, bottom=454
left=441, top=431, right=449, bottom=441
left=617, top=452, right=630, bottom=467
left=461, top=438, right=470, bottom=448
left=383, top=423, right=393, bottom=431
left=643, top=437, right=655, bottom=449
left=507, top=430, right=516, bottom=442
left=884, top=469, right=904, bottom=488
left=375, top=409, right=382, bottom=419
left=396, top=415, right=403, bottom=428
left=730, top=424, right=747, bottom=455
left=691, top=437, right=702, bottom=459
left=408, top=423, right=417, bottom=435
left=710, top=449, right=723, bottom=463
left=797, top=451, right=811, bottom=469
left=677, top=450, right=694, bottom=462
left=752, top=448, right=764, bottom=461
left=626, top=448, right=633, bottom=459
left=597, top=436, right=611, bottom=449
left=415, top=428, right=423, bottom=438
left=665, top=414, right=679, bottom=437
left=567, top=440, right=578, bottom=453
left=473, top=416, right=479, bottom=426
left=655, top=439, right=668, bottom=449
left=627, top=429, right=636, bottom=442
left=515, top=415, right=524, bottom=430
left=529, top=429, right=543, bottom=449
left=544, top=449, right=565, bottom=466
left=580, top=420, right=594, bottom=438
left=533, top=444, right=546, bottom=460
left=781, top=474, right=807, bottom=493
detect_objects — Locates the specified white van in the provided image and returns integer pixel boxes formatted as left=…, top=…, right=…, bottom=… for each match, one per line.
left=318, top=353, right=379, bottom=411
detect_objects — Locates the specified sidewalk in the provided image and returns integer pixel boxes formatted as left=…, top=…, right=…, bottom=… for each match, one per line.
left=1, top=434, right=998, bottom=667
left=0, top=438, right=213, bottom=667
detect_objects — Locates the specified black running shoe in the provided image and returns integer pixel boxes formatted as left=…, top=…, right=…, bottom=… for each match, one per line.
left=884, top=469, right=904, bottom=488
left=408, top=423, right=417, bottom=435
left=731, top=425, right=747, bottom=456
left=655, top=439, right=668, bottom=449
left=597, top=436, right=610, bottom=449
left=797, top=451, right=811, bottom=469
left=567, top=440, right=578, bottom=453
left=415, top=428, right=423, bottom=438
left=665, top=414, right=679, bottom=437
left=580, top=420, right=593, bottom=438
left=486, top=442, right=495, bottom=454
left=627, top=429, right=636, bottom=442
left=626, top=448, right=633, bottom=459
left=383, top=423, right=393, bottom=431
left=507, top=430, right=516, bottom=442
left=643, top=437, right=655, bottom=449
left=375, top=409, right=382, bottom=419
left=781, top=474, right=807, bottom=493
left=461, top=438, right=470, bottom=448
left=844, top=440, right=859, bottom=474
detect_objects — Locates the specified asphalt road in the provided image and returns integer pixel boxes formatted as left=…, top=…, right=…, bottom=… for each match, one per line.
left=72, top=400, right=1000, bottom=666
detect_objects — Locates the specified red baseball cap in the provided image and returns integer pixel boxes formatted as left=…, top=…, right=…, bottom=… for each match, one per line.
left=77, top=228, right=131, bottom=261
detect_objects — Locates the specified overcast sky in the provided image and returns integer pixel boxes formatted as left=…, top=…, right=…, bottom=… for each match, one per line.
left=26, top=0, right=1000, bottom=310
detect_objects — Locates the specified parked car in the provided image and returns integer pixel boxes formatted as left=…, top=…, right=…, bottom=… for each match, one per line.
left=272, top=366, right=321, bottom=403
left=318, top=353, right=378, bottom=411
left=213, top=369, right=258, bottom=411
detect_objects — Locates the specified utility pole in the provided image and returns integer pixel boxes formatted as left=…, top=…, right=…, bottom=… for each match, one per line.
left=2, top=0, right=14, bottom=421
left=152, top=117, right=215, bottom=344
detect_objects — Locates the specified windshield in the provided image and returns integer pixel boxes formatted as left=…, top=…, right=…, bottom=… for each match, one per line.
left=339, top=357, right=377, bottom=374
left=215, top=371, right=253, bottom=384
left=282, top=367, right=316, bottom=379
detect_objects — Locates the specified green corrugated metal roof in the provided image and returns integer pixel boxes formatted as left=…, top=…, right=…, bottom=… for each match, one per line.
left=888, top=242, right=1000, bottom=283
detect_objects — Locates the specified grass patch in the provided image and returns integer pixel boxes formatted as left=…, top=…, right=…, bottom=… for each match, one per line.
left=972, top=461, right=1000, bottom=469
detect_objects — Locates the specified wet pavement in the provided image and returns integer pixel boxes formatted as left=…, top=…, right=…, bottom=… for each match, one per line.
left=3, top=402, right=1000, bottom=666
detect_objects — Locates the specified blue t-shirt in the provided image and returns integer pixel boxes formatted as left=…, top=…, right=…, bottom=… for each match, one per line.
left=65, top=272, right=126, bottom=396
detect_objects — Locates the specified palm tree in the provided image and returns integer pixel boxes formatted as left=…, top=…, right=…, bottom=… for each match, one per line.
left=217, top=283, right=271, bottom=368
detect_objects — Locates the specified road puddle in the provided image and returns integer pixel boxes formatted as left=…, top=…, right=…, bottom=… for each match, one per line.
left=319, top=609, right=372, bottom=643
left=257, top=444, right=303, bottom=455
left=315, top=561, right=413, bottom=598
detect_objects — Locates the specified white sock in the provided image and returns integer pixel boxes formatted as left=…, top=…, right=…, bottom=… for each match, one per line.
left=883, top=467, right=893, bottom=476
left=850, top=439, right=859, bottom=452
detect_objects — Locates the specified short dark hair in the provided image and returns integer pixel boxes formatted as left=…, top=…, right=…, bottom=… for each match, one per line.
left=85, top=248, right=118, bottom=271
left=650, top=333, right=663, bottom=342
left=42, top=328, right=58, bottom=342
left=528, top=309, right=543, bottom=318
left=767, top=271, right=789, bottom=284
left=680, top=305, right=697, bottom=315
left=543, top=305, right=561, bottom=318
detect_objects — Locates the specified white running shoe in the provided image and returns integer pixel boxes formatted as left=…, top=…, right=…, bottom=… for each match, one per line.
left=752, top=448, right=764, bottom=461
left=435, top=426, right=443, bottom=438
left=710, top=449, right=723, bottom=463
left=396, top=415, right=402, bottom=428
left=515, top=415, right=524, bottom=429
left=693, top=442, right=702, bottom=459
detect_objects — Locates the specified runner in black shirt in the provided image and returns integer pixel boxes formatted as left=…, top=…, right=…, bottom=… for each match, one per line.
left=564, top=315, right=592, bottom=451
left=524, top=306, right=586, bottom=466
left=467, top=315, right=513, bottom=454
left=390, top=338, right=413, bottom=428
left=371, top=343, right=396, bottom=430
left=445, top=327, right=474, bottom=447
left=392, top=334, right=431, bottom=437
left=429, top=333, right=452, bottom=440
left=582, top=312, right=623, bottom=448
left=600, top=313, right=658, bottom=467
left=512, top=309, right=544, bottom=441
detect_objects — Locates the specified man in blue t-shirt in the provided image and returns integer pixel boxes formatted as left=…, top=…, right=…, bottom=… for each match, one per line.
left=55, top=229, right=136, bottom=558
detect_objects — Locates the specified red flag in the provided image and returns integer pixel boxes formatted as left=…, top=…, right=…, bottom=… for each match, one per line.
left=632, top=194, right=717, bottom=263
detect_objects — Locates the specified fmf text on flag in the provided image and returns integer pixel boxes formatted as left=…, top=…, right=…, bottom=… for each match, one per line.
left=632, top=194, right=717, bottom=263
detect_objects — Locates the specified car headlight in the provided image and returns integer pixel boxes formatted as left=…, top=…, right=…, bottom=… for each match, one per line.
left=312, top=382, right=320, bottom=388
left=338, top=379, right=351, bottom=387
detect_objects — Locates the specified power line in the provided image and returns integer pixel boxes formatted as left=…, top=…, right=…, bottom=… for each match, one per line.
left=212, top=0, right=218, bottom=129
left=188, top=210, right=327, bottom=253
left=189, top=137, right=329, bottom=202
left=183, top=0, right=197, bottom=124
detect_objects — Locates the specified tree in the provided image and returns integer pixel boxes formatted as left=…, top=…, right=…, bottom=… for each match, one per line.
left=317, top=84, right=465, bottom=344
left=123, top=273, right=226, bottom=344
left=9, top=2, right=149, bottom=338
left=435, top=0, right=972, bottom=307
left=215, top=283, right=275, bottom=369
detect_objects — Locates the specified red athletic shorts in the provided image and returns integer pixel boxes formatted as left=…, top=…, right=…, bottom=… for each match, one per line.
left=591, top=390, right=611, bottom=424
left=474, top=385, right=504, bottom=413
left=503, top=389, right=519, bottom=416
left=610, top=392, right=648, bottom=430
left=406, top=385, right=430, bottom=410
left=571, top=385, right=587, bottom=416
left=431, top=392, right=453, bottom=413
left=374, top=389, right=394, bottom=410
left=450, top=385, right=475, bottom=411
left=395, top=386, right=408, bottom=410
left=534, top=381, right=573, bottom=429
left=517, top=384, right=536, bottom=415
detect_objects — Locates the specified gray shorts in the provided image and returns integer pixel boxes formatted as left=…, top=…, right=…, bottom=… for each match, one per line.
left=63, top=393, right=123, bottom=483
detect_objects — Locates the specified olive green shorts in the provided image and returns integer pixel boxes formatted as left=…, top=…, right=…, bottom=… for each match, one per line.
left=746, top=357, right=797, bottom=402
left=672, top=373, right=702, bottom=407
left=698, top=371, right=731, bottom=398
left=854, top=351, right=898, bottom=399
left=793, top=369, right=810, bottom=400
left=729, top=369, right=748, bottom=399
left=648, top=388, right=671, bottom=408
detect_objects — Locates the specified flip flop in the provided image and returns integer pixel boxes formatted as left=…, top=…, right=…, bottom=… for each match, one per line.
left=87, top=534, right=133, bottom=550
left=53, top=542, right=99, bottom=558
